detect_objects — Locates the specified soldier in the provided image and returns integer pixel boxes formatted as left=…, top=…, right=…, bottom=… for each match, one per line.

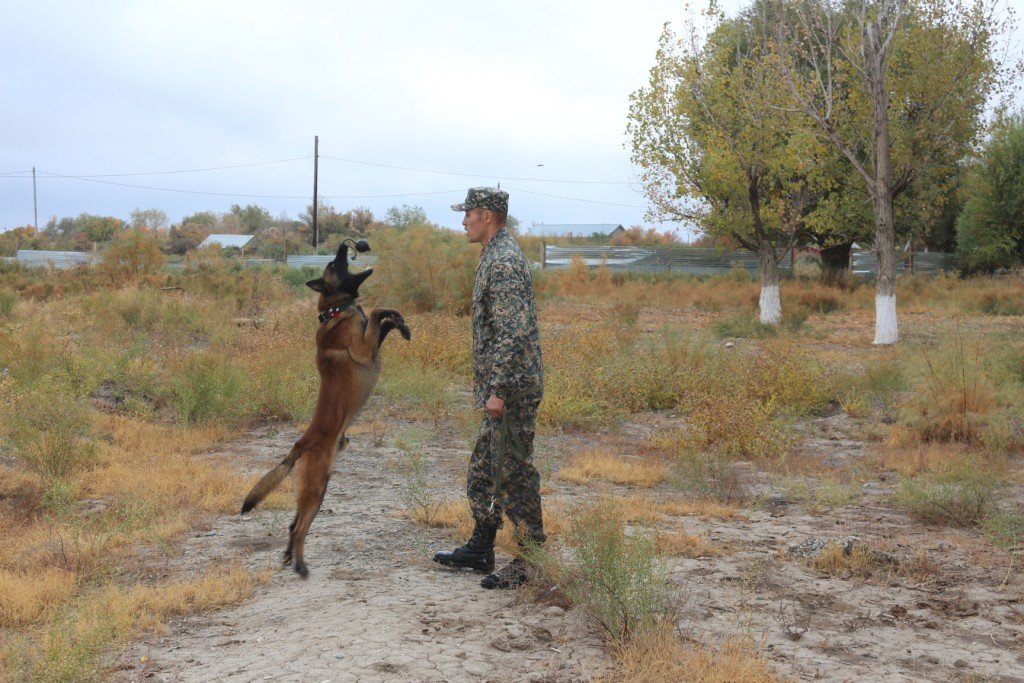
left=434, top=187, right=545, bottom=589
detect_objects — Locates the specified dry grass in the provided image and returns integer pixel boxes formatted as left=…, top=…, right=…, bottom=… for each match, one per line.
left=556, top=448, right=667, bottom=487
left=808, top=543, right=879, bottom=578
left=654, top=527, right=724, bottom=558
left=608, top=624, right=781, bottom=682
left=1, top=562, right=271, bottom=681
left=0, top=567, right=77, bottom=627
left=876, top=442, right=975, bottom=477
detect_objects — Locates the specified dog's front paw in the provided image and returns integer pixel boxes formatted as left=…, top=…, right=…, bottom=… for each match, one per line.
left=398, top=321, right=411, bottom=340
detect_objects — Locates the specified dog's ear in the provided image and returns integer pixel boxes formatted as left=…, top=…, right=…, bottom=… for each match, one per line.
left=306, top=278, right=328, bottom=293
left=350, top=268, right=373, bottom=293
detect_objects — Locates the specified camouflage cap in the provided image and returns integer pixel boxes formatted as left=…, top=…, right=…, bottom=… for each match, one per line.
left=451, top=187, right=509, bottom=215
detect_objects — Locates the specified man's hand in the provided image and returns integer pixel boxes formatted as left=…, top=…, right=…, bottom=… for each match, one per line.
left=485, top=394, right=505, bottom=418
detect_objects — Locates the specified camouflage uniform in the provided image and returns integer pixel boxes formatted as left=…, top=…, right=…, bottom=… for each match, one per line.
left=453, top=187, right=545, bottom=544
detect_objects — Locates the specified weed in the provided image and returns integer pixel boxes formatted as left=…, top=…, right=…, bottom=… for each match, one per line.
left=0, top=288, right=17, bottom=317
left=982, top=505, right=1024, bottom=550
left=892, top=461, right=1008, bottom=527
left=901, top=324, right=1000, bottom=444
left=714, top=313, right=777, bottom=339
left=780, top=475, right=859, bottom=512
left=808, top=542, right=880, bottom=578
left=654, top=527, right=723, bottom=558
left=532, top=497, right=677, bottom=644
left=395, top=451, right=442, bottom=525
left=3, top=385, right=97, bottom=506
left=673, top=450, right=748, bottom=503
left=165, top=352, right=250, bottom=427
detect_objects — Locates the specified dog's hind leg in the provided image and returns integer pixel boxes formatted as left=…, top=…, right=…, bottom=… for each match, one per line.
left=290, top=454, right=333, bottom=578
left=283, top=511, right=300, bottom=566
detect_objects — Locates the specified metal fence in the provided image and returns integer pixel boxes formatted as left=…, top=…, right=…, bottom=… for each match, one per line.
left=3, top=250, right=377, bottom=270
left=6, top=247, right=954, bottom=277
left=850, top=249, right=958, bottom=277
left=542, top=245, right=793, bottom=275
left=542, top=244, right=957, bottom=277
left=6, top=250, right=100, bottom=269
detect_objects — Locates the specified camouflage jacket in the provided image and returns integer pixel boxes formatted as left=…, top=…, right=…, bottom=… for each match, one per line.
left=472, top=228, right=543, bottom=407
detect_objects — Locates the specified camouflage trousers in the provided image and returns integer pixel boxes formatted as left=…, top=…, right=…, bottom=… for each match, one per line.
left=467, top=399, right=546, bottom=544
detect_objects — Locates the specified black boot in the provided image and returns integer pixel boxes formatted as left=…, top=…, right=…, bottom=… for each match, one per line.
left=480, top=557, right=530, bottom=590
left=433, top=523, right=496, bottom=573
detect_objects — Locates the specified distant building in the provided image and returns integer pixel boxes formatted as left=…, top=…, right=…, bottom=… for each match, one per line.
left=525, top=223, right=624, bottom=239
left=198, top=234, right=255, bottom=252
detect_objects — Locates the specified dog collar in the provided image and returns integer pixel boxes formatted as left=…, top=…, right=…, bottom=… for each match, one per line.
left=317, top=301, right=354, bottom=325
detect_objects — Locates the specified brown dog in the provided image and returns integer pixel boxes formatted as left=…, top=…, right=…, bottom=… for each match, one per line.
left=241, top=239, right=409, bottom=577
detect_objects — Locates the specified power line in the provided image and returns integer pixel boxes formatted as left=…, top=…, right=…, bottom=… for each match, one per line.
left=32, top=170, right=462, bottom=201
left=44, top=156, right=313, bottom=178
left=319, top=154, right=632, bottom=185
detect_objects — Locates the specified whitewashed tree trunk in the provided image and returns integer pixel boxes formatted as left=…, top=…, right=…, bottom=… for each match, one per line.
left=866, top=16, right=900, bottom=345
left=874, top=294, right=898, bottom=345
left=758, top=245, right=782, bottom=325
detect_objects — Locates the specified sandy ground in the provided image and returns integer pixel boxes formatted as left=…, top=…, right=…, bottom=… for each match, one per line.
left=116, top=405, right=1024, bottom=682
left=115, top=422, right=612, bottom=683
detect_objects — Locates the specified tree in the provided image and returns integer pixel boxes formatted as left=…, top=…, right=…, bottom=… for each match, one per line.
left=229, top=204, right=273, bottom=234
left=99, top=229, right=166, bottom=286
left=770, top=0, right=1010, bottom=343
left=129, top=208, right=168, bottom=231
left=957, top=114, right=1024, bottom=272
left=384, top=204, right=429, bottom=229
left=628, top=11, right=826, bottom=323
left=0, top=226, right=42, bottom=256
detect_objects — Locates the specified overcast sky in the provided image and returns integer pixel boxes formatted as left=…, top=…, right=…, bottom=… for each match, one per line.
left=1, top=0, right=1020, bottom=236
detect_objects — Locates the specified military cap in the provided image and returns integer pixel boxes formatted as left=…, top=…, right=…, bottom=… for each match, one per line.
left=451, top=186, right=509, bottom=215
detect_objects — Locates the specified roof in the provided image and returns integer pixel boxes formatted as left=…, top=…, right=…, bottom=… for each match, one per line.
left=198, top=234, right=255, bottom=249
left=524, top=223, right=624, bottom=237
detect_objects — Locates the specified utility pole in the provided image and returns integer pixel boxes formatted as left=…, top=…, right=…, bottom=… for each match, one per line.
left=32, top=167, right=38, bottom=229
left=312, top=135, right=319, bottom=252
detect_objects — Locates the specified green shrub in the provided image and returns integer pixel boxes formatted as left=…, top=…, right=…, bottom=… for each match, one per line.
left=532, top=498, right=677, bottom=644
left=892, top=462, right=1008, bottom=527
left=714, top=313, right=777, bottom=339
left=0, top=289, right=17, bottom=317
left=3, top=385, right=97, bottom=506
left=165, top=353, right=250, bottom=427
left=673, top=450, right=746, bottom=502
left=981, top=506, right=1024, bottom=549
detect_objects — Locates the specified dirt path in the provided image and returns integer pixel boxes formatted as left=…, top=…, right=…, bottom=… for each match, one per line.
left=116, top=424, right=612, bottom=683
left=116, top=410, right=1024, bottom=683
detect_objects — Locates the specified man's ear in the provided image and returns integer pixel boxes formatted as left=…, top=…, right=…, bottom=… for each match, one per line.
left=306, top=278, right=327, bottom=293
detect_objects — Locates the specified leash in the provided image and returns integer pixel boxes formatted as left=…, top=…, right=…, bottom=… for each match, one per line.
left=489, top=386, right=537, bottom=513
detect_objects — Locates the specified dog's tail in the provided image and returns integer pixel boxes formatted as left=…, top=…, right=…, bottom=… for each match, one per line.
left=241, top=444, right=303, bottom=514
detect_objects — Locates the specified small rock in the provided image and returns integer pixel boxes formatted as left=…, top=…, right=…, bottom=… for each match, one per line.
left=954, top=660, right=969, bottom=668
left=543, top=606, right=565, bottom=617
left=725, top=342, right=735, bottom=349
